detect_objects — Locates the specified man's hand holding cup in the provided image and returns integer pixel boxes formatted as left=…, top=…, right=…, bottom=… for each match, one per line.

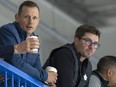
left=45, top=66, right=58, bottom=86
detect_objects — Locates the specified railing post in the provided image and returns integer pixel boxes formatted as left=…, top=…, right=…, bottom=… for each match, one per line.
left=11, top=74, right=14, bottom=87
left=4, top=71, right=7, bottom=87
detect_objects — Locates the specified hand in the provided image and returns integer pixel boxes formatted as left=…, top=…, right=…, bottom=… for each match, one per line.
left=14, top=37, right=40, bottom=54
left=46, top=71, right=58, bottom=84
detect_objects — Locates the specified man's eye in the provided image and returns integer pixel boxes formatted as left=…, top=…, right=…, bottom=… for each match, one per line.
left=24, top=16, right=27, bottom=18
left=33, top=17, right=38, bottom=20
left=85, top=39, right=91, bottom=42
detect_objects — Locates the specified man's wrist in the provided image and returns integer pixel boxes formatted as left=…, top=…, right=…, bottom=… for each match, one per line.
left=14, top=45, right=18, bottom=54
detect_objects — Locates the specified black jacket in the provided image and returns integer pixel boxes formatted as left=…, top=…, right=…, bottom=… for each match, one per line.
left=43, top=43, right=92, bottom=87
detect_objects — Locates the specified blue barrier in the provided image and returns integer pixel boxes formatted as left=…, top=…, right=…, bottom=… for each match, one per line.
left=0, top=59, right=48, bottom=87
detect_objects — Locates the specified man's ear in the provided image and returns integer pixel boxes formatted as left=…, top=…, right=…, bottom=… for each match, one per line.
left=15, top=14, right=19, bottom=22
left=74, top=37, right=79, bottom=44
left=107, top=69, right=112, bottom=77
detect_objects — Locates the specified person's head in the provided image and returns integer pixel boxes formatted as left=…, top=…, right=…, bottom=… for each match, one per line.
left=15, top=0, right=40, bottom=35
left=74, top=24, right=101, bottom=58
left=97, top=55, right=116, bottom=87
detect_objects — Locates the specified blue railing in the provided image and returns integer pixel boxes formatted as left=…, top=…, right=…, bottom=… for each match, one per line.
left=0, top=59, right=48, bottom=87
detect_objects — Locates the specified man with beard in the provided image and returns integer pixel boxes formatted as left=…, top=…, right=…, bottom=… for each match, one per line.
left=43, top=24, right=101, bottom=87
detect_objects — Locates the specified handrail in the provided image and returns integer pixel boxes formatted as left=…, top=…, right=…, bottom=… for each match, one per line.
left=0, top=59, right=48, bottom=87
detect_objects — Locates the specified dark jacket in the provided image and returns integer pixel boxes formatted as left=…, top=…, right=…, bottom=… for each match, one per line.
left=43, top=43, right=92, bottom=87
left=0, top=45, right=14, bottom=59
left=0, top=22, right=47, bottom=81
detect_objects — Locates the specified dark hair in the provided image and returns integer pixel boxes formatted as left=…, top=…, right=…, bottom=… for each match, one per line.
left=97, top=55, right=116, bottom=73
left=18, top=1, right=40, bottom=15
left=75, top=24, right=101, bottom=39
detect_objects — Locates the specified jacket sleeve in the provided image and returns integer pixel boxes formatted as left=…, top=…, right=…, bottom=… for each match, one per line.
left=12, top=54, right=48, bottom=81
left=50, top=48, right=75, bottom=87
left=88, top=75, right=101, bottom=87
left=0, top=27, right=15, bottom=60
left=0, top=45, right=14, bottom=59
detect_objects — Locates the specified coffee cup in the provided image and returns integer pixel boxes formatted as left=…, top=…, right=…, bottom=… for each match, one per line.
left=27, top=36, right=38, bottom=53
left=45, top=66, right=57, bottom=84
left=45, top=66, right=57, bottom=73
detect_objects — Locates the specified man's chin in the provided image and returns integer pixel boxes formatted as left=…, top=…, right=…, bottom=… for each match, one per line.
left=84, top=54, right=91, bottom=58
left=27, top=31, right=33, bottom=35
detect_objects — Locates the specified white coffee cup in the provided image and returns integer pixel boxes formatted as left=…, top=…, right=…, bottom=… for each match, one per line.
left=45, top=66, right=57, bottom=84
left=45, top=66, right=57, bottom=73
left=27, top=36, right=38, bottom=53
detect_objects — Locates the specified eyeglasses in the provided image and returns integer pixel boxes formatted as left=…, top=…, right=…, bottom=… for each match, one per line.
left=81, top=38, right=100, bottom=49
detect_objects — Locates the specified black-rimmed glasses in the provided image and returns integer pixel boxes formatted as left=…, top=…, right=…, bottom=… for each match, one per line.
left=81, top=38, right=100, bottom=49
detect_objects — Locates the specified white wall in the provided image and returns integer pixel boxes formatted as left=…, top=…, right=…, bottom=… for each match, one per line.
left=95, top=27, right=116, bottom=58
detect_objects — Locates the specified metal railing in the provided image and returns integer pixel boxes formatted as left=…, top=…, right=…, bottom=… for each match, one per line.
left=0, top=59, right=48, bottom=87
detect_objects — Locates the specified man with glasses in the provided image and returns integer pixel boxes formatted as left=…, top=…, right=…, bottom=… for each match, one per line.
left=43, top=24, right=101, bottom=87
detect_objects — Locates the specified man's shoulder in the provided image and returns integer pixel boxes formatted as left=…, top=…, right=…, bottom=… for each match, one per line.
left=91, top=74, right=100, bottom=80
left=55, top=43, right=73, bottom=50
left=1, top=22, right=19, bottom=34
left=0, top=22, right=14, bottom=28
left=52, top=43, right=74, bottom=53
left=0, top=22, right=16, bottom=32
left=89, top=75, right=101, bottom=87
